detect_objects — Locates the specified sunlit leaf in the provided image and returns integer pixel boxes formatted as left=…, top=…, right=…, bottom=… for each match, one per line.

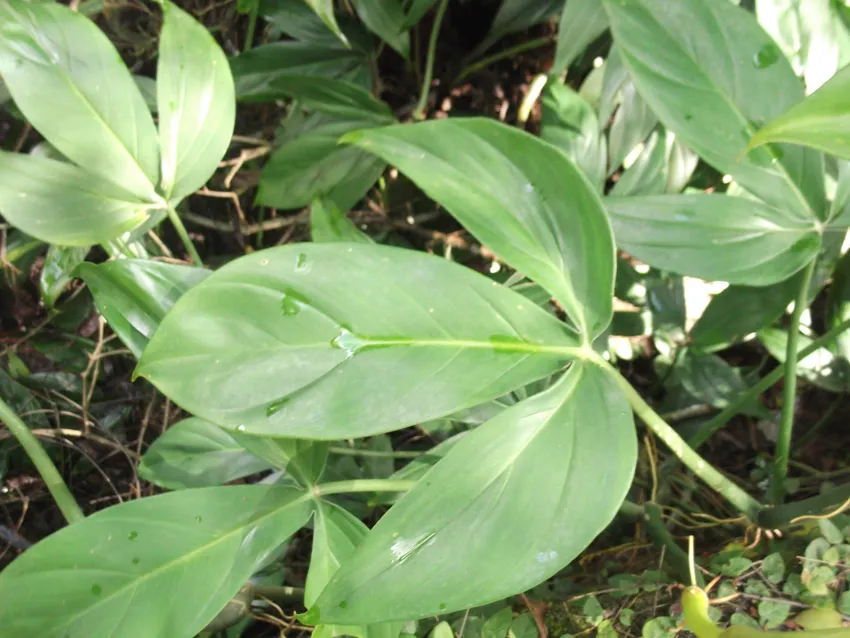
left=552, top=0, right=608, bottom=76
left=136, top=243, right=581, bottom=439
left=0, top=486, right=314, bottom=638
left=313, top=363, right=636, bottom=622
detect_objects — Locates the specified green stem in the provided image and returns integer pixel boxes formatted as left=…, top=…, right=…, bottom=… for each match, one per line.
left=644, top=502, right=705, bottom=588
left=317, top=479, right=418, bottom=497
left=757, top=481, right=850, bottom=529
left=164, top=204, right=203, bottom=267
left=599, top=358, right=762, bottom=520
left=0, top=397, right=84, bottom=524
left=771, top=258, right=816, bottom=504
left=328, top=446, right=423, bottom=459
left=252, top=585, right=304, bottom=603
left=244, top=0, right=259, bottom=53
left=455, top=36, right=556, bottom=84
left=687, top=314, right=850, bottom=450
left=413, top=0, right=449, bottom=120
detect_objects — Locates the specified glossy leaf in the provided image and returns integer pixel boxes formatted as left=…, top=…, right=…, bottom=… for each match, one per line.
left=552, top=0, right=608, bottom=76
left=157, top=1, right=235, bottom=203
left=266, top=75, right=392, bottom=120
left=77, top=259, right=211, bottom=358
left=345, top=118, right=616, bottom=338
left=0, top=151, right=149, bottom=246
left=304, top=0, right=350, bottom=46
left=311, top=197, right=373, bottom=243
left=136, top=243, right=581, bottom=439
left=230, top=434, right=329, bottom=486
left=351, top=0, right=409, bottom=58
left=605, top=194, right=821, bottom=286
left=603, top=0, right=826, bottom=221
left=0, top=0, right=159, bottom=201
left=690, top=280, right=797, bottom=351
left=39, top=245, right=90, bottom=308
left=607, top=80, right=657, bottom=176
left=313, top=363, right=636, bottom=623
left=610, top=130, right=667, bottom=196
left=540, top=82, right=606, bottom=192
left=258, top=114, right=387, bottom=211
left=231, top=42, right=372, bottom=101
left=402, top=0, right=438, bottom=29
left=760, top=327, right=850, bottom=392
left=307, top=501, right=369, bottom=607
left=139, top=417, right=272, bottom=490
left=0, top=486, right=314, bottom=638
left=748, top=63, right=850, bottom=161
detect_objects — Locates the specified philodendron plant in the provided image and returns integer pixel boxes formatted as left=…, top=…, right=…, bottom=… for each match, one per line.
left=4, top=0, right=850, bottom=637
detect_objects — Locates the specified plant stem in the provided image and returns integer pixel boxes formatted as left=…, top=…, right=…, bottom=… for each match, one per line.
left=771, top=258, right=817, bottom=504
left=244, top=0, right=259, bottom=53
left=0, top=397, right=84, bottom=525
left=687, top=314, right=850, bottom=450
left=164, top=204, right=203, bottom=267
left=644, top=502, right=705, bottom=588
left=455, top=36, right=556, bottom=84
left=599, top=358, right=762, bottom=520
left=328, top=446, right=423, bottom=459
left=252, top=585, right=304, bottom=603
left=757, top=481, right=850, bottom=529
left=413, top=0, right=449, bottom=120
left=317, top=479, right=418, bottom=497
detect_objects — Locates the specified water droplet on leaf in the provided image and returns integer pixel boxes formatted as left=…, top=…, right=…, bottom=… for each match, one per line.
left=128, top=531, right=138, bottom=541
left=195, top=515, right=203, bottom=523
left=266, top=397, right=289, bottom=417
left=91, top=584, right=102, bottom=596
left=236, top=424, right=247, bottom=432
left=131, top=557, right=140, bottom=565
left=330, top=329, right=365, bottom=357
left=753, top=43, right=781, bottom=68
left=295, top=252, right=310, bottom=272
left=339, top=601, right=348, bottom=609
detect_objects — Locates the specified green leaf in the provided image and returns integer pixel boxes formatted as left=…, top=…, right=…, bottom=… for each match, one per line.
left=0, top=0, right=159, bottom=201
left=762, top=552, right=786, bottom=584
left=156, top=1, right=235, bottom=203
left=509, top=614, right=538, bottom=638
left=231, top=41, right=372, bottom=102
left=402, top=0, right=438, bottom=29
left=0, top=151, right=150, bottom=246
left=690, top=280, right=797, bottom=351
left=137, top=243, right=581, bottom=439
left=311, top=197, right=374, bottom=243
left=304, top=0, right=350, bottom=46
left=0, top=485, right=314, bottom=638
left=77, top=259, right=211, bottom=358
left=551, top=0, right=608, bottom=76
left=674, top=351, right=751, bottom=410
left=605, top=194, right=821, bottom=286
left=607, top=80, right=657, bottom=176
left=760, top=326, right=850, bottom=392
left=609, top=129, right=667, bottom=196
left=482, top=608, right=514, bottom=638
left=345, top=118, right=616, bottom=338
left=540, top=82, right=606, bottom=192
left=39, top=245, right=90, bottom=308
left=351, top=0, right=409, bottom=58
left=480, top=0, right=562, bottom=53
left=230, top=434, right=329, bottom=486
left=267, top=75, right=392, bottom=120
left=258, top=114, right=387, bottom=211
left=749, top=63, right=850, bottom=161
left=759, top=599, right=791, bottom=629
left=139, top=417, right=272, bottom=490
left=603, top=0, right=827, bottom=221
left=312, top=363, right=636, bottom=622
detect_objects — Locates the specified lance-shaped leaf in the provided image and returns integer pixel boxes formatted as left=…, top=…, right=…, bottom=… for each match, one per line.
left=351, top=0, right=409, bottom=58
left=157, top=1, right=235, bottom=203
left=343, top=118, right=615, bottom=339
left=748, top=63, right=850, bottom=161
left=0, top=486, right=314, bottom=638
left=0, top=151, right=150, bottom=246
left=139, top=417, right=272, bottom=490
left=313, top=362, right=637, bottom=623
left=605, top=194, right=821, bottom=286
left=551, top=0, right=608, bottom=76
left=0, top=0, right=159, bottom=201
left=603, top=0, right=826, bottom=221
left=311, top=197, right=373, bottom=243
left=77, top=259, right=211, bottom=358
left=136, top=243, right=581, bottom=439
left=304, top=0, right=350, bottom=46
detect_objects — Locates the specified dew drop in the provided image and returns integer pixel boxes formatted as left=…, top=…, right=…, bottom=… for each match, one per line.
left=295, top=252, right=310, bottom=272
left=439, top=603, right=447, bottom=611
left=236, top=424, right=247, bottom=432
left=684, top=114, right=693, bottom=121
left=195, top=515, right=203, bottom=523
left=339, top=600, right=348, bottom=609
left=266, top=397, right=289, bottom=417
left=131, top=557, right=140, bottom=565
left=753, top=43, right=781, bottom=69
left=128, top=530, right=138, bottom=541
left=280, top=293, right=300, bottom=317
left=91, top=584, right=102, bottom=596
left=523, top=183, right=534, bottom=193
left=330, top=329, right=366, bottom=357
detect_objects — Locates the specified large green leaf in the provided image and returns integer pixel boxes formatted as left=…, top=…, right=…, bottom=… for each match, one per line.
left=136, top=243, right=582, bottom=439
left=0, top=486, right=314, bottom=638
left=313, top=362, right=636, bottom=623
left=603, top=0, right=827, bottom=221
left=551, top=0, right=608, bottom=76
left=351, top=0, right=409, bottom=58
left=77, top=259, right=211, bottom=358
left=605, top=194, right=821, bottom=286
left=156, top=1, right=235, bottom=203
left=0, top=0, right=159, bottom=201
left=344, top=118, right=615, bottom=339
left=139, top=417, right=272, bottom=490
left=748, top=63, right=850, bottom=161
left=540, top=82, right=606, bottom=192
left=0, top=151, right=149, bottom=246
left=265, top=75, right=392, bottom=120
